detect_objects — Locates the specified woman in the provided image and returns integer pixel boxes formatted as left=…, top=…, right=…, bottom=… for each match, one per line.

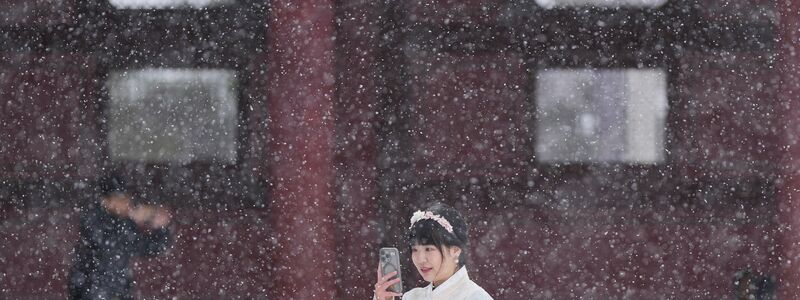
left=374, top=203, right=493, bottom=300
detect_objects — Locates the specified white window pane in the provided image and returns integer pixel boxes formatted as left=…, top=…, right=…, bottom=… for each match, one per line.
left=535, top=68, right=667, bottom=164
left=535, top=0, right=666, bottom=9
left=109, top=0, right=234, bottom=9
left=625, top=69, right=668, bottom=162
left=106, top=68, right=239, bottom=164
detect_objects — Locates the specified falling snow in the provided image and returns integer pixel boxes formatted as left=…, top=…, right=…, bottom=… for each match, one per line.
left=1, top=0, right=798, bottom=299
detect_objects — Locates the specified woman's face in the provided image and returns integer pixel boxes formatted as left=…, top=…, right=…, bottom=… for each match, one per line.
left=411, top=244, right=461, bottom=286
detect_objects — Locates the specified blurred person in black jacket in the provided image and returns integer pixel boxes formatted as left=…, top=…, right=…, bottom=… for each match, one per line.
left=68, top=175, right=172, bottom=300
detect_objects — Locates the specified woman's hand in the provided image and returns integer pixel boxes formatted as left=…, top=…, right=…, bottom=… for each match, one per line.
left=374, top=264, right=402, bottom=300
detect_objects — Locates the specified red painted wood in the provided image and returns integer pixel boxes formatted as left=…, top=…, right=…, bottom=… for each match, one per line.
left=332, top=1, right=383, bottom=298
left=265, top=1, right=338, bottom=298
left=0, top=0, right=75, bottom=26
left=405, top=0, right=510, bottom=25
left=673, top=52, right=781, bottom=180
left=0, top=53, right=100, bottom=181
left=777, top=0, right=800, bottom=296
left=407, top=52, right=530, bottom=180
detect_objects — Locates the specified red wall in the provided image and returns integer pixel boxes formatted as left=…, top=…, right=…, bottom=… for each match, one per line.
left=264, top=0, right=338, bottom=298
left=777, top=0, right=800, bottom=296
left=0, top=0, right=76, bottom=26
left=332, top=0, right=383, bottom=298
left=0, top=53, right=101, bottom=180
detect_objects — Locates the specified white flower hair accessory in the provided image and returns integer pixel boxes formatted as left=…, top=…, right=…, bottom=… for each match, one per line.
left=409, top=210, right=454, bottom=233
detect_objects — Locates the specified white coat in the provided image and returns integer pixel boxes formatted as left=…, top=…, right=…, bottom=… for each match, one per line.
left=401, top=267, right=492, bottom=300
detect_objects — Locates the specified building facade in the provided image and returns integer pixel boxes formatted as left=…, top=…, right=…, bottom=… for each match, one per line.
left=1, top=0, right=799, bottom=298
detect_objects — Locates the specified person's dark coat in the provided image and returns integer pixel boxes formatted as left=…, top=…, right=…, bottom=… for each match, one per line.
left=68, top=203, right=171, bottom=300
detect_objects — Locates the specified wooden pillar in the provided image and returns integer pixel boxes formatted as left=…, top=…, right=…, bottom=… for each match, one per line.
left=332, top=1, right=383, bottom=298
left=777, top=0, right=800, bottom=297
left=266, top=1, right=337, bottom=298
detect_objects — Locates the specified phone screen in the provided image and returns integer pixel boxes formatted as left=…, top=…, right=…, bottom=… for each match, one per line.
left=379, top=247, right=403, bottom=293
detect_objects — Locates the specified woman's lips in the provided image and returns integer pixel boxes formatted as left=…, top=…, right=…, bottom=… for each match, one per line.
left=420, top=267, right=432, bottom=274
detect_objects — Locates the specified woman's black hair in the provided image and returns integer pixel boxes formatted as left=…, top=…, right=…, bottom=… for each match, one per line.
left=407, top=202, right=470, bottom=268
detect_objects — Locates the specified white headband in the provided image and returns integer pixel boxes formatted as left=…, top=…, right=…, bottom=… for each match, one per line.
left=409, top=210, right=454, bottom=233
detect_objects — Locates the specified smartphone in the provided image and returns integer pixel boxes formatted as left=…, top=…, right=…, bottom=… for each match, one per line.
left=379, top=247, right=403, bottom=293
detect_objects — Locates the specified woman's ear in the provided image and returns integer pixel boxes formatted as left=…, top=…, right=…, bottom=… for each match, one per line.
left=450, top=246, right=462, bottom=259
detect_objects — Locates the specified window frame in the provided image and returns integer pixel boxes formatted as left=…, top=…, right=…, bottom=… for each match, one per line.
left=76, top=0, right=270, bottom=208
